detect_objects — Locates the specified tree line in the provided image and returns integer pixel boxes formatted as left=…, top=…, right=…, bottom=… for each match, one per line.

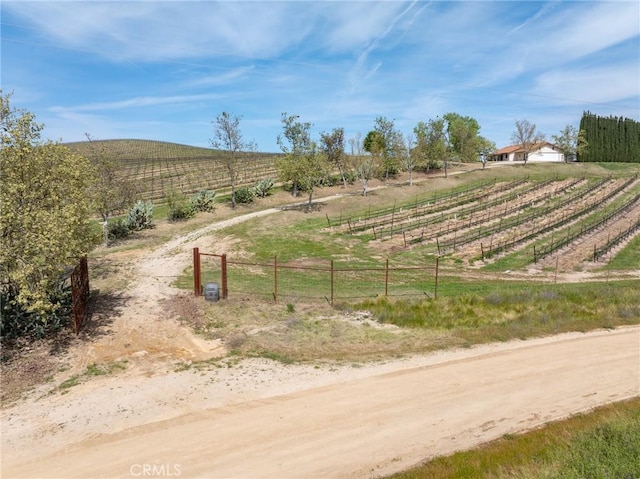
left=579, top=112, right=640, bottom=163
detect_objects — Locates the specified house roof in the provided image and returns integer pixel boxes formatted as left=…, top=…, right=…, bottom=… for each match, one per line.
left=493, top=142, right=559, bottom=155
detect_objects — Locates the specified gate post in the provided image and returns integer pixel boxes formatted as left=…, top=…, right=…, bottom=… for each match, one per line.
left=193, top=247, right=201, bottom=296
left=221, top=254, right=228, bottom=299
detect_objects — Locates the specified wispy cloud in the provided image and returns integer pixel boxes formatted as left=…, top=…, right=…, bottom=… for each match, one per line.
left=50, top=93, right=224, bottom=113
left=2, top=1, right=638, bottom=151
left=533, top=64, right=640, bottom=107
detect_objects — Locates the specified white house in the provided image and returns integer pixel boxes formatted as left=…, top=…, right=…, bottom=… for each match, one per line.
left=491, top=142, right=564, bottom=162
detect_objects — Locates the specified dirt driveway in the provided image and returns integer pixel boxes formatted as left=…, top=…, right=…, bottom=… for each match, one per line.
left=3, top=326, right=639, bottom=479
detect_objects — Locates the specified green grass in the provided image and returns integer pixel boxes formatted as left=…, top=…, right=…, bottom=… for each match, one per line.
left=353, top=281, right=640, bottom=343
left=605, top=234, right=640, bottom=270
left=56, top=360, right=128, bottom=392
left=384, top=398, right=640, bottom=479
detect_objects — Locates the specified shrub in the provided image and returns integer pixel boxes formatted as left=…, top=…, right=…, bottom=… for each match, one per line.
left=190, top=190, right=216, bottom=212
left=235, top=186, right=255, bottom=204
left=1, top=278, right=71, bottom=344
left=107, top=217, right=132, bottom=241
left=127, top=200, right=154, bottom=230
left=254, top=178, right=274, bottom=198
left=166, top=189, right=196, bottom=221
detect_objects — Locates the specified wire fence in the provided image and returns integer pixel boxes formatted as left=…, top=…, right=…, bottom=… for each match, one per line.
left=193, top=248, right=439, bottom=304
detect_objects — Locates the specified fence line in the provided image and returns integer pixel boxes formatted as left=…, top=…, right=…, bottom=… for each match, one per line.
left=193, top=248, right=439, bottom=304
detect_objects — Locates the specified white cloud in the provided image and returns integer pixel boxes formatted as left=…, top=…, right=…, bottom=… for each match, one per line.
left=50, top=93, right=224, bottom=113
left=533, top=64, right=640, bottom=106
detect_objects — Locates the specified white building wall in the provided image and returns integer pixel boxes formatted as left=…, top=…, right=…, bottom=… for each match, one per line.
left=528, top=146, right=564, bottom=162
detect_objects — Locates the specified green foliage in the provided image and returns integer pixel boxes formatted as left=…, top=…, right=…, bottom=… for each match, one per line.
left=166, top=189, right=196, bottom=221
left=1, top=91, right=97, bottom=316
left=254, top=178, right=275, bottom=198
left=234, top=186, right=256, bottom=204
left=579, top=111, right=640, bottom=163
left=190, top=190, right=217, bottom=212
left=127, top=200, right=155, bottom=230
left=1, top=278, right=71, bottom=343
left=277, top=113, right=329, bottom=208
left=107, top=217, right=133, bottom=241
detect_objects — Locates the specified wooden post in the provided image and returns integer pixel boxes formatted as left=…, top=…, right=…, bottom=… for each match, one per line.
left=193, top=247, right=201, bottom=296
left=273, top=255, right=278, bottom=303
left=221, top=254, right=228, bottom=299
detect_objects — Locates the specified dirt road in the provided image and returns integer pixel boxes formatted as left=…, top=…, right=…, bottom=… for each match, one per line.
left=3, top=326, right=638, bottom=479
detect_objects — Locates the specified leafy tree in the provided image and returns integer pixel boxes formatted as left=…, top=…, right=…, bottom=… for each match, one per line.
left=276, top=113, right=329, bottom=210
left=364, top=117, right=403, bottom=179
left=443, top=113, right=481, bottom=163
left=211, top=111, right=256, bottom=209
left=84, top=134, right=136, bottom=246
left=552, top=125, right=588, bottom=163
left=415, top=118, right=449, bottom=176
left=320, top=127, right=349, bottom=187
left=512, top=119, right=545, bottom=165
left=477, top=136, right=497, bottom=170
left=0, top=92, right=96, bottom=315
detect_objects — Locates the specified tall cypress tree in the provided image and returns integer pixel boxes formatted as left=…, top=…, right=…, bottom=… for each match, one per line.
left=579, top=112, right=640, bottom=163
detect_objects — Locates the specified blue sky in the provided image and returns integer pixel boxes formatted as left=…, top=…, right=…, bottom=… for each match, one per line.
left=2, top=1, right=639, bottom=153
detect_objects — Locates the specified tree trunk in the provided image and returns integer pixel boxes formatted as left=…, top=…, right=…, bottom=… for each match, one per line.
left=102, top=218, right=110, bottom=247
left=307, top=191, right=313, bottom=211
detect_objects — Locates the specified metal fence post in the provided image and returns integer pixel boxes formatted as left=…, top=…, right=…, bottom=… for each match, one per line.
left=385, top=258, right=389, bottom=297
left=330, top=260, right=334, bottom=306
left=434, top=256, right=439, bottom=299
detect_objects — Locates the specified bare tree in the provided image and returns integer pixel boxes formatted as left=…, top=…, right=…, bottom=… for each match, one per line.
left=349, top=132, right=376, bottom=196
left=211, top=112, right=256, bottom=209
left=85, top=133, right=136, bottom=246
left=400, top=132, right=417, bottom=186
left=511, top=119, right=545, bottom=165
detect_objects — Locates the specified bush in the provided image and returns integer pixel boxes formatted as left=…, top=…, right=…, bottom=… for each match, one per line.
left=107, top=217, right=132, bottom=241
left=235, top=186, right=255, bottom=204
left=166, top=189, right=196, bottom=221
left=127, top=200, right=154, bottom=230
left=254, top=178, right=275, bottom=198
left=190, top=190, right=216, bottom=212
left=1, top=278, right=71, bottom=344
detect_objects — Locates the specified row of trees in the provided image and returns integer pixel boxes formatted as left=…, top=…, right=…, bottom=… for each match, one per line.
left=579, top=112, right=640, bottom=163
left=211, top=111, right=498, bottom=208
